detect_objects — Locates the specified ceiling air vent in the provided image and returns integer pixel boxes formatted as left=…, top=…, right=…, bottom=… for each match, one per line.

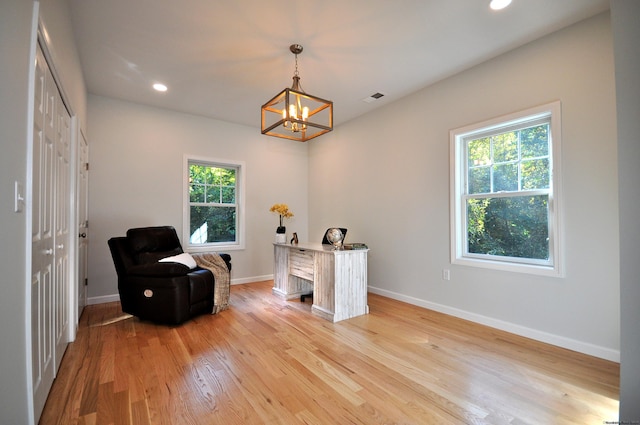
left=362, top=92, right=385, bottom=104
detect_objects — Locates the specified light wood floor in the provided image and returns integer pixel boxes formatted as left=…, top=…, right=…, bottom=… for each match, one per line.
left=40, top=280, right=619, bottom=424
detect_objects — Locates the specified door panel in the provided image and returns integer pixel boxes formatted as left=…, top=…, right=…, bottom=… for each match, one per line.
left=54, top=95, right=71, bottom=371
left=32, top=45, right=55, bottom=416
left=77, top=131, right=89, bottom=316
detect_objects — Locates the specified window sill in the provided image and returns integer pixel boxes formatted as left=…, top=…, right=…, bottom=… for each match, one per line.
left=452, top=256, right=563, bottom=278
left=186, top=243, right=245, bottom=253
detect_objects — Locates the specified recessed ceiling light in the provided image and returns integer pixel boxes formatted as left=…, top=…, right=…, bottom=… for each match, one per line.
left=153, top=83, right=168, bottom=92
left=490, top=0, right=512, bottom=10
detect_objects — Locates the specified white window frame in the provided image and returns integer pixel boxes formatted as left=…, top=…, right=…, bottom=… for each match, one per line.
left=183, top=155, right=246, bottom=252
left=450, top=101, right=563, bottom=277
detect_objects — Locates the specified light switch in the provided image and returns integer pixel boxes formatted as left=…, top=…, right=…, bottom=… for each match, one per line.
left=14, top=181, right=24, bottom=213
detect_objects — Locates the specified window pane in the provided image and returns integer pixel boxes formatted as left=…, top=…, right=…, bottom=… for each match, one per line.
left=210, top=168, right=221, bottom=185
left=493, top=163, right=518, bottom=192
left=521, top=158, right=549, bottom=190
left=219, top=168, right=236, bottom=186
left=208, top=166, right=216, bottom=184
left=468, top=137, right=490, bottom=167
left=521, top=125, right=549, bottom=159
left=189, top=206, right=236, bottom=243
left=466, top=195, right=549, bottom=260
left=206, top=187, right=221, bottom=203
left=221, top=186, right=235, bottom=203
left=493, top=132, right=518, bottom=163
left=190, top=163, right=237, bottom=206
left=190, top=164, right=207, bottom=184
left=190, top=183, right=205, bottom=202
left=469, top=166, right=490, bottom=194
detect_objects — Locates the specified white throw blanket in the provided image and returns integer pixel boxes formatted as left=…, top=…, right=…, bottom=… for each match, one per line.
left=193, top=253, right=230, bottom=314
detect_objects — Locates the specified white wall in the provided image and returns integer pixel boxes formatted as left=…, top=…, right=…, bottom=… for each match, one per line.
left=0, top=2, right=37, bottom=423
left=0, top=0, right=87, bottom=423
left=39, top=0, right=87, bottom=130
left=87, top=95, right=309, bottom=300
left=611, top=0, right=640, bottom=419
left=309, top=13, right=620, bottom=360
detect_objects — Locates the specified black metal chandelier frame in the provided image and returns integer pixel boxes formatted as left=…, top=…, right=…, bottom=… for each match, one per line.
left=261, top=44, right=333, bottom=142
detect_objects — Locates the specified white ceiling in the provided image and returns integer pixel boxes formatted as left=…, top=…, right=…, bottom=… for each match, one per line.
left=68, top=0, right=610, bottom=129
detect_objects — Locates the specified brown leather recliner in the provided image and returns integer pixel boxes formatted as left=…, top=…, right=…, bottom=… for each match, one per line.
left=108, top=226, right=231, bottom=324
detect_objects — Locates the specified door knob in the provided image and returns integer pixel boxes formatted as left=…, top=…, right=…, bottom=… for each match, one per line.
left=79, top=233, right=87, bottom=238
left=43, top=249, right=53, bottom=255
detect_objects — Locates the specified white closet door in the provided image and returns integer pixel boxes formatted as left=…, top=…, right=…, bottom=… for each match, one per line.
left=31, top=45, right=56, bottom=417
left=77, top=130, right=89, bottom=317
left=53, top=94, right=71, bottom=371
left=31, top=43, right=72, bottom=421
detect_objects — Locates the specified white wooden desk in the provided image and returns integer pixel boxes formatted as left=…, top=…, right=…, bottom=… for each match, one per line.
left=272, top=243, right=369, bottom=322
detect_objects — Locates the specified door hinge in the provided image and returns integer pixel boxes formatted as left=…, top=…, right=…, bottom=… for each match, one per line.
left=84, top=278, right=88, bottom=286
left=85, top=162, right=89, bottom=171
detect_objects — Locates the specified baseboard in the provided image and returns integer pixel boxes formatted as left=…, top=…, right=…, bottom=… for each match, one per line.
left=87, top=275, right=275, bottom=306
left=87, top=294, right=120, bottom=305
left=232, top=274, right=273, bottom=285
left=367, top=285, right=620, bottom=363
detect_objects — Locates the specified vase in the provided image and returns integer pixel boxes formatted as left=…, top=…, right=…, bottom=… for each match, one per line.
left=275, top=226, right=286, bottom=244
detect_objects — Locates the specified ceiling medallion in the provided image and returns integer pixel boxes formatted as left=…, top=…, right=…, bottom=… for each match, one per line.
left=261, top=44, right=333, bottom=142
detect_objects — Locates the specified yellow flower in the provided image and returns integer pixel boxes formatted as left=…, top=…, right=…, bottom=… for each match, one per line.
left=270, top=204, right=294, bottom=228
left=269, top=203, right=294, bottom=219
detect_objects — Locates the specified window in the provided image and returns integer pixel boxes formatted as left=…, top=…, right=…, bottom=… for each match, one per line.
left=183, top=156, right=245, bottom=251
left=450, top=102, right=563, bottom=276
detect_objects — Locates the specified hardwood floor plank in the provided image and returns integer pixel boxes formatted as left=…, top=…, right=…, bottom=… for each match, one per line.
left=77, top=339, right=101, bottom=417
left=96, top=382, right=115, bottom=425
left=40, top=280, right=619, bottom=424
left=130, top=399, right=151, bottom=425
left=113, top=390, right=132, bottom=425
left=78, top=412, right=96, bottom=425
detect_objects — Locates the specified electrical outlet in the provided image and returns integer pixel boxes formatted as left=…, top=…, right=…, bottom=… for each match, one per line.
left=442, top=269, right=450, bottom=281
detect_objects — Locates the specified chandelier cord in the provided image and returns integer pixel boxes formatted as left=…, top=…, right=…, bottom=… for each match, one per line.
left=292, top=52, right=305, bottom=93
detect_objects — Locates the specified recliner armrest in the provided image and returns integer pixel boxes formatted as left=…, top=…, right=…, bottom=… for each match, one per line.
left=128, top=262, right=191, bottom=277
left=188, top=268, right=213, bottom=279
left=219, top=253, right=232, bottom=271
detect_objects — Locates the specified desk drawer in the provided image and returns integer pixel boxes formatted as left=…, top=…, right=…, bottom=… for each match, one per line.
left=289, top=249, right=314, bottom=280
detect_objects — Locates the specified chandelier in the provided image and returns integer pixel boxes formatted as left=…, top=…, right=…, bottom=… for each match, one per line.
left=261, top=44, right=333, bottom=142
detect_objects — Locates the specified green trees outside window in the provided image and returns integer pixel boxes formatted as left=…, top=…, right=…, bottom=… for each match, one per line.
left=466, top=195, right=549, bottom=260
left=464, top=123, right=551, bottom=261
left=188, top=163, right=237, bottom=244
